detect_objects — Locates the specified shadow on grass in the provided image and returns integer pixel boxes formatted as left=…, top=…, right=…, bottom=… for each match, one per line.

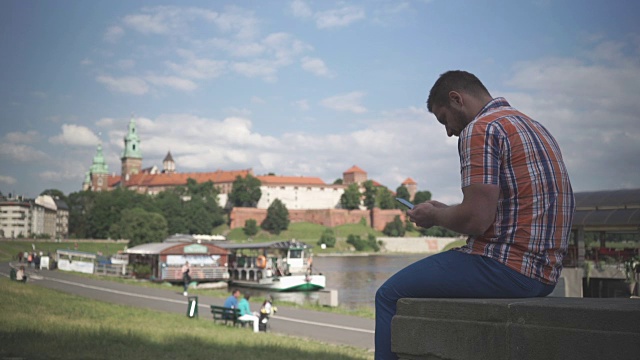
left=0, top=327, right=368, bottom=360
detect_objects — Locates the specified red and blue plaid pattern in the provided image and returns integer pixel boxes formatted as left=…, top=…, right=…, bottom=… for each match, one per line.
left=457, top=98, right=575, bottom=284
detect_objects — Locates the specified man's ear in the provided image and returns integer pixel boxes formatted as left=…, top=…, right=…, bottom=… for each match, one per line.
left=448, top=91, right=464, bottom=107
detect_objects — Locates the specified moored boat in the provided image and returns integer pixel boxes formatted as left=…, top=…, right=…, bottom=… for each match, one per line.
left=219, top=240, right=325, bottom=292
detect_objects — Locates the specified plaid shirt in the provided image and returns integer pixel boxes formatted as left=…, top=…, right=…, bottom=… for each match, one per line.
left=456, top=98, right=575, bottom=284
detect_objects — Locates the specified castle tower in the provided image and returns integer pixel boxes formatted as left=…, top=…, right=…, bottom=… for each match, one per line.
left=402, top=177, right=418, bottom=201
left=89, top=143, right=110, bottom=191
left=163, top=151, right=175, bottom=173
left=121, top=117, right=142, bottom=181
left=343, top=165, right=367, bottom=185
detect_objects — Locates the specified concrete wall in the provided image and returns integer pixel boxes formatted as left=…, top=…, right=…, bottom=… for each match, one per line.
left=379, top=237, right=460, bottom=253
left=391, top=297, right=640, bottom=360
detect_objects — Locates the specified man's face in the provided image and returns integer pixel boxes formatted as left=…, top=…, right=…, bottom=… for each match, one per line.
left=432, top=103, right=469, bottom=137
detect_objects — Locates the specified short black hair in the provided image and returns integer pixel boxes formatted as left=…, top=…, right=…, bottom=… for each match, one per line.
left=427, top=70, right=490, bottom=112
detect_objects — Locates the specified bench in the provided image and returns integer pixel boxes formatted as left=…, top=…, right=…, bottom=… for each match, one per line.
left=210, top=305, right=251, bottom=327
left=391, top=297, right=640, bottom=360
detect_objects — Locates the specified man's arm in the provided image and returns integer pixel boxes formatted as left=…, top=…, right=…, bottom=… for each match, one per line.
left=407, top=183, right=499, bottom=236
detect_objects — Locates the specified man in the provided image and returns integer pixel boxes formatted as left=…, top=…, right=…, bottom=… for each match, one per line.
left=375, top=70, right=575, bottom=360
left=181, top=261, right=191, bottom=296
left=223, top=289, right=241, bottom=309
left=237, top=293, right=260, bottom=333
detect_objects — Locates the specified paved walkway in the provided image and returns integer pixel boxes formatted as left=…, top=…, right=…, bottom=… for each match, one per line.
left=0, top=262, right=374, bottom=351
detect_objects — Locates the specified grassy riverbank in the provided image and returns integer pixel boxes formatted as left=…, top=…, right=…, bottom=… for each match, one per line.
left=0, top=277, right=372, bottom=360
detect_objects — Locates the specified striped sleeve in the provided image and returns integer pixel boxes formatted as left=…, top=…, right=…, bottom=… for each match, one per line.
left=459, top=120, right=503, bottom=188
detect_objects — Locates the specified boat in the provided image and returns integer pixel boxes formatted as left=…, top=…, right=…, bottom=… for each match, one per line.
left=219, top=240, right=326, bottom=292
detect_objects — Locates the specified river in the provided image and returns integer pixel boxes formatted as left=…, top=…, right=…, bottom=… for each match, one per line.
left=245, top=254, right=429, bottom=309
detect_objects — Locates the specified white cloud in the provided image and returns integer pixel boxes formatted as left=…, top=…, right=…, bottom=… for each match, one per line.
left=290, top=0, right=312, bottom=18
left=0, top=144, right=48, bottom=162
left=166, top=55, right=227, bottom=79
left=0, top=175, right=17, bottom=185
left=500, top=40, right=640, bottom=193
left=321, top=92, right=367, bottom=113
left=315, top=6, right=365, bottom=29
left=104, top=26, right=124, bottom=43
left=145, top=75, right=198, bottom=91
left=301, top=57, right=331, bottom=77
left=96, top=75, right=149, bottom=95
left=4, top=131, right=40, bottom=144
left=49, top=124, right=100, bottom=147
left=233, top=60, right=279, bottom=81
left=81, top=58, right=93, bottom=66
left=96, top=118, right=116, bottom=127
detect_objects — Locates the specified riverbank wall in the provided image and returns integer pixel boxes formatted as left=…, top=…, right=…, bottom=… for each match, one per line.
left=379, top=237, right=461, bottom=253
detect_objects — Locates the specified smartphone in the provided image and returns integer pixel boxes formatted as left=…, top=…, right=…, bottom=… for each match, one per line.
left=395, top=197, right=414, bottom=209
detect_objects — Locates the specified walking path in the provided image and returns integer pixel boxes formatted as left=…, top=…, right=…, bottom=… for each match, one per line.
left=0, top=262, right=374, bottom=351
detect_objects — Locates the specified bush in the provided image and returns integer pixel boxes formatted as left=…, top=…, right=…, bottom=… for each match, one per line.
left=317, top=228, right=336, bottom=248
left=346, top=233, right=380, bottom=252
left=383, top=215, right=406, bottom=237
left=243, top=219, right=258, bottom=236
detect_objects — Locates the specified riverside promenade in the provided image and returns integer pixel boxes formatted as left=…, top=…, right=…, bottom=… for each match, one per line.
left=0, top=262, right=374, bottom=352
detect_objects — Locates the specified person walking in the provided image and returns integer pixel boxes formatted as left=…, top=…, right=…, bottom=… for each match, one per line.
left=375, top=70, right=575, bottom=360
left=181, top=261, right=191, bottom=296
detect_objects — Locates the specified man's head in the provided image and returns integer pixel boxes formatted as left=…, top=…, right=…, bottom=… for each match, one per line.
left=427, top=70, right=492, bottom=137
left=232, top=289, right=241, bottom=298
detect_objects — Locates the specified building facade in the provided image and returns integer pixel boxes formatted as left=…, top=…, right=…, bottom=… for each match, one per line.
left=0, top=195, right=69, bottom=239
left=82, top=117, right=420, bottom=212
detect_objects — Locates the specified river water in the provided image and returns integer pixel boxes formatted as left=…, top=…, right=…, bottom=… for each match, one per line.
left=245, top=254, right=429, bottom=310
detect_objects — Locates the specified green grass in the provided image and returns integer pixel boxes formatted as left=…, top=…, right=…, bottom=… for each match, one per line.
left=0, top=277, right=372, bottom=360
left=0, top=240, right=126, bottom=262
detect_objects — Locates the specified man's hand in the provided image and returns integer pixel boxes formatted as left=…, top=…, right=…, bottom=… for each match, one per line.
left=406, top=201, right=449, bottom=229
left=405, top=184, right=499, bottom=235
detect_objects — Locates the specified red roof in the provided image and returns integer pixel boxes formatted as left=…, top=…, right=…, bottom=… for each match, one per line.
left=123, top=169, right=253, bottom=187
left=402, top=177, right=417, bottom=185
left=257, top=175, right=326, bottom=186
left=343, top=165, right=366, bottom=174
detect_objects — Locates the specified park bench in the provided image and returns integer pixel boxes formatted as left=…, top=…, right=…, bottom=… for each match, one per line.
left=210, top=305, right=251, bottom=327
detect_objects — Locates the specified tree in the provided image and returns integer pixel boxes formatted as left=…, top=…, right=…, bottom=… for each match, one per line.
left=340, top=183, right=361, bottom=210
left=229, top=174, right=262, bottom=207
left=86, top=188, right=152, bottom=239
left=377, top=187, right=395, bottom=210
left=67, top=190, right=96, bottom=238
left=413, top=190, right=432, bottom=205
left=363, top=180, right=376, bottom=210
left=261, top=199, right=289, bottom=235
left=244, top=219, right=258, bottom=236
left=317, top=228, right=336, bottom=248
left=155, top=191, right=188, bottom=235
left=40, top=189, right=67, bottom=203
left=383, top=215, right=406, bottom=237
left=112, top=208, right=168, bottom=247
left=333, top=178, right=343, bottom=185
left=395, top=186, right=410, bottom=202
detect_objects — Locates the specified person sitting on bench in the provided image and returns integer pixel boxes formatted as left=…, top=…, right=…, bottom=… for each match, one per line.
left=16, top=266, right=27, bottom=283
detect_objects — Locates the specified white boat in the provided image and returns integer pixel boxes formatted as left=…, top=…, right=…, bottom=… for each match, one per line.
left=219, top=240, right=326, bottom=292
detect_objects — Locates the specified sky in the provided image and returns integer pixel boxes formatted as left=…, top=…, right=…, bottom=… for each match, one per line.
left=1, top=0, right=639, bottom=204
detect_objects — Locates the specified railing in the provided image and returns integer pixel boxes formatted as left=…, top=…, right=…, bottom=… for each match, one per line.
left=94, top=263, right=126, bottom=276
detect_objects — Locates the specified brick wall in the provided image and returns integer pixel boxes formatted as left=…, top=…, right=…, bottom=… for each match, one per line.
left=230, top=207, right=406, bottom=231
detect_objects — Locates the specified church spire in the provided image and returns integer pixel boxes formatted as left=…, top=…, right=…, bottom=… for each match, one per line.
left=122, top=116, right=142, bottom=159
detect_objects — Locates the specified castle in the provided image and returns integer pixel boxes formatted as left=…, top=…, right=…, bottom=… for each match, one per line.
left=82, top=117, right=418, bottom=213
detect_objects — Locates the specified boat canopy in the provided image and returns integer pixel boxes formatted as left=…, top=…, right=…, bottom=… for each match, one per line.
left=218, top=240, right=308, bottom=250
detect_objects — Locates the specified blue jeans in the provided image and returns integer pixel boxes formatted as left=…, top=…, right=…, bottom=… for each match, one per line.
left=374, top=250, right=555, bottom=360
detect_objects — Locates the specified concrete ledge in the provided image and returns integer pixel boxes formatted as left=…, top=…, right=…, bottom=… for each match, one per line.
left=391, top=297, right=640, bottom=360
